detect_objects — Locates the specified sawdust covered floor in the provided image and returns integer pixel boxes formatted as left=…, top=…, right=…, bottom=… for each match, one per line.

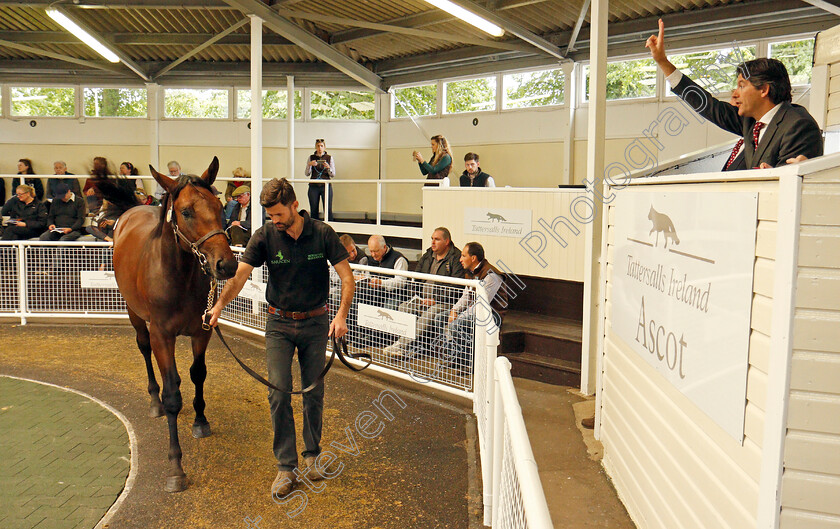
left=0, top=322, right=477, bottom=529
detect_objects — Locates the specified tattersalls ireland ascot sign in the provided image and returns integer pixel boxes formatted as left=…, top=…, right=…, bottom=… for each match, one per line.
left=611, top=192, right=758, bottom=441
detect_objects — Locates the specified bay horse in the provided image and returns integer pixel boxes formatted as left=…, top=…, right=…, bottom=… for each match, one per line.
left=96, top=157, right=238, bottom=492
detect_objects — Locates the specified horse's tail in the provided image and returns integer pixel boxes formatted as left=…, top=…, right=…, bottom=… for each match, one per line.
left=93, top=176, right=140, bottom=217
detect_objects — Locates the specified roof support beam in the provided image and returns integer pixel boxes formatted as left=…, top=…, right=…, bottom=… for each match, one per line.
left=799, top=0, right=840, bottom=16
left=564, top=0, right=590, bottom=54
left=53, top=6, right=151, bottom=81
left=274, top=9, right=532, bottom=52
left=0, top=31, right=293, bottom=46
left=331, top=0, right=548, bottom=45
left=437, top=0, right=564, bottom=59
left=153, top=18, right=249, bottom=78
left=222, top=0, right=383, bottom=91
left=0, top=38, right=125, bottom=74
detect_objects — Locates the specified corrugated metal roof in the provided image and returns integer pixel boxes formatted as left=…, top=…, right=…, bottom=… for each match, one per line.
left=0, top=0, right=830, bottom=85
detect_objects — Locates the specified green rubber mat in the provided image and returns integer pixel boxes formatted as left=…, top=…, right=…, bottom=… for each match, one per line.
left=0, top=376, right=130, bottom=529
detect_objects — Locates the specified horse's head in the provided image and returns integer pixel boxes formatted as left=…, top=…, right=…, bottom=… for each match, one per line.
left=150, top=156, right=238, bottom=280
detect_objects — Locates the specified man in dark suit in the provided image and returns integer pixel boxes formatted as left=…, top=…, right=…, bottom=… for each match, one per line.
left=646, top=19, right=823, bottom=170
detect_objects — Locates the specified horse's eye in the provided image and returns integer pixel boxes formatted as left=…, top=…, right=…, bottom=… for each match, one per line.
left=181, top=209, right=192, bottom=219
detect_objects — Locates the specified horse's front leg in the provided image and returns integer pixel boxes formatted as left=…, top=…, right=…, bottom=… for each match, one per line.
left=190, top=331, right=212, bottom=439
left=150, top=325, right=187, bottom=493
left=128, top=308, right=163, bottom=417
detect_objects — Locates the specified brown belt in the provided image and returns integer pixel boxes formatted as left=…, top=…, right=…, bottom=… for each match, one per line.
left=268, top=305, right=328, bottom=320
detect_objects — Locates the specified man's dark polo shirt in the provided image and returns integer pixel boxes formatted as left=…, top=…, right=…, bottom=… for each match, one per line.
left=241, top=210, right=348, bottom=312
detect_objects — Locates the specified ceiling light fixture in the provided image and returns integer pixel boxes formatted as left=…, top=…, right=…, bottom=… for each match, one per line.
left=422, top=0, right=505, bottom=37
left=46, top=8, right=120, bottom=63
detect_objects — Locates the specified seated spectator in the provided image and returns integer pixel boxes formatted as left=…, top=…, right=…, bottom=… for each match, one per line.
left=329, top=234, right=370, bottom=321
left=1, top=184, right=48, bottom=240
left=226, top=185, right=253, bottom=247
left=224, top=167, right=248, bottom=223
left=413, top=135, right=452, bottom=184
left=48, top=161, right=82, bottom=198
left=12, top=158, right=45, bottom=202
left=134, top=188, right=159, bottom=206
left=459, top=153, right=496, bottom=187
left=154, top=161, right=181, bottom=200
left=383, top=227, right=465, bottom=359
left=440, top=242, right=507, bottom=371
left=341, top=234, right=369, bottom=266
left=366, top=234, right=409, bottom=309
left=39, top=183, right=86, bottom=241
left=119, top=161, right=142, bottom=190
left=86, top=199, right=119, bottom=242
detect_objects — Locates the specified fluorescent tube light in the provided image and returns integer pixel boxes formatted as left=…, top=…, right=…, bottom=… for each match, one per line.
left=422, top=0, right=505, bottom=37
left=46, top=9, right=120, bottom=63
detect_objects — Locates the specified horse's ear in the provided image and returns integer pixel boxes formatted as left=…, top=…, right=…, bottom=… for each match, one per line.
left=201, top=156, right=219, bottom=186
left=149, top=165, right=176, bottom=194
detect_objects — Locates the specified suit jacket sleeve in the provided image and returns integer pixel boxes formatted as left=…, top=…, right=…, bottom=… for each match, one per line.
left=671, top=74, right=744, bottom=137
left=772, top=109, right=824, bottom=167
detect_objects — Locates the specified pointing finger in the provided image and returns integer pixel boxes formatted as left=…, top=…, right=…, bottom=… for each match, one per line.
left=658, top=18, right=664, bottom=42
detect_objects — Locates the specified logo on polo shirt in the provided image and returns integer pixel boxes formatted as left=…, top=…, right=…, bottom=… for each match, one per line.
left=307, top=252, right=324, bottom=260
left=271, top=249, right=290, bottom=265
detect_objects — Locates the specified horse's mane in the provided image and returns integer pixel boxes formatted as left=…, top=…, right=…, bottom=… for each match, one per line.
left=95, top=173, right=215, bottom=239
left=154, top=175, right=215, bottom=238
left=92, top=175, right=139, bottom=219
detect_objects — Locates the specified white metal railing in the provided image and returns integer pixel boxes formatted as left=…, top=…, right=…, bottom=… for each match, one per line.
left=491, top=357, right=554, bottom=528
left=0, top=240, right=551, bottom=527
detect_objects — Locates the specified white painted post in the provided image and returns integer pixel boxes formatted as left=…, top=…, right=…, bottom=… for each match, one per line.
left=756, top=174, right=803, bottom=529
left=146, top=83, right=160, bottom=177
left=287, top=75, right=295, bottom=182
left=491, top=362, right=504, bottom=526
left=562, top=60, right=576, bottom=186
left=249, top=15, right=263, bottom=208
left=580, top=0, right=608, bottom=397
left=17, top=242, right=26, bottom=325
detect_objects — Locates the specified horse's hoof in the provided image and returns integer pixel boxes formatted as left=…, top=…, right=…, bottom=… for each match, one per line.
left=165, top=475, right=188, bottom=493
left=149, top=403, right=164, bottom=418
left=192, top=422, right=212, bottom=439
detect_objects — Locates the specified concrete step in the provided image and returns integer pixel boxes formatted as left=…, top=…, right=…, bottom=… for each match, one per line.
left=506, top=352, right=581, bottom=387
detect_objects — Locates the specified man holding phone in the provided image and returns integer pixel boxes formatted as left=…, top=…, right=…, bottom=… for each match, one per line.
left=305, top=139, right=336, bottom=221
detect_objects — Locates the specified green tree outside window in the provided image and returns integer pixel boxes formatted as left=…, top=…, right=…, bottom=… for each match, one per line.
left=504, top=68, right=564, bottom=109
left=11, top=87, right=75, bottom=117
left=164, top=88, right=228, bottom=119
left=445, top=77, right=496, bottom=114
left=393, top=84, right=437, bottom=118
left=310, top=90, right=375, bottom=120
left=237, top=89, right=302, bottom=119
left=84, top=88, right=147, bottom=117
left=769, top=39, right=814, bottom=86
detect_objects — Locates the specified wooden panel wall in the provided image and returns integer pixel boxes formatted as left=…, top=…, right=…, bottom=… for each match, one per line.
left=600, top=180, right=780, bottom=529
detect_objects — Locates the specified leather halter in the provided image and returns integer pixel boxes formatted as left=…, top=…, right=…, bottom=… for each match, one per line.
left=166, top=200, right=226, bottom=276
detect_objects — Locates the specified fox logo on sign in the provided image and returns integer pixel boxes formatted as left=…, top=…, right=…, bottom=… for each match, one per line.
left=648, top=206, right=680, bottom=248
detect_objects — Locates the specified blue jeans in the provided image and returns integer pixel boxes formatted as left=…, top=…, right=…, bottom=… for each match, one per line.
left=224, top=199, right=237, bottom=223
left=265, top=312, right=329, bottom=471
left=308, top=182, right=333, bottom=221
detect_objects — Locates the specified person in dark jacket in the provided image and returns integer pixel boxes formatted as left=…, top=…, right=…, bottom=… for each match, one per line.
left=226, top=185, right=254, bottom=247
left=1, top=184, right=48, bottom=240
left=47, top=161, right=82, bottom=198
left=12, top=159, right=45, bottom=202
left=459, top=152, right=496, bottom=187
left=384, top=227, right=465, bottom=358
left=39, top=183, right=86, bottom=241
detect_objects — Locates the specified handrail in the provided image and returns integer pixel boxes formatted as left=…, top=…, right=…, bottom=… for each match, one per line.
left=492, top=357, right=554, bottom=528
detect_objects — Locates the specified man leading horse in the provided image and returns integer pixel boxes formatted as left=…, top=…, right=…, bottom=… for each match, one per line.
left=207, top=177, right=355, bottom=499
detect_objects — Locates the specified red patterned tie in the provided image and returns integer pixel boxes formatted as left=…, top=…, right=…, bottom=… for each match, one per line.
left=752, top=121, right=765, bottom=150
left=724, top=138, right=744, bottom=170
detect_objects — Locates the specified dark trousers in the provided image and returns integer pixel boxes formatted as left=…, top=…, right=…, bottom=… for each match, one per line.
left=1, top=226, right=43, bottom=240
left=308, top=182, right=333, bottom=221
left=266, top=311, right=329, bottom=471
left=39, top=230, right=82, bottom=241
